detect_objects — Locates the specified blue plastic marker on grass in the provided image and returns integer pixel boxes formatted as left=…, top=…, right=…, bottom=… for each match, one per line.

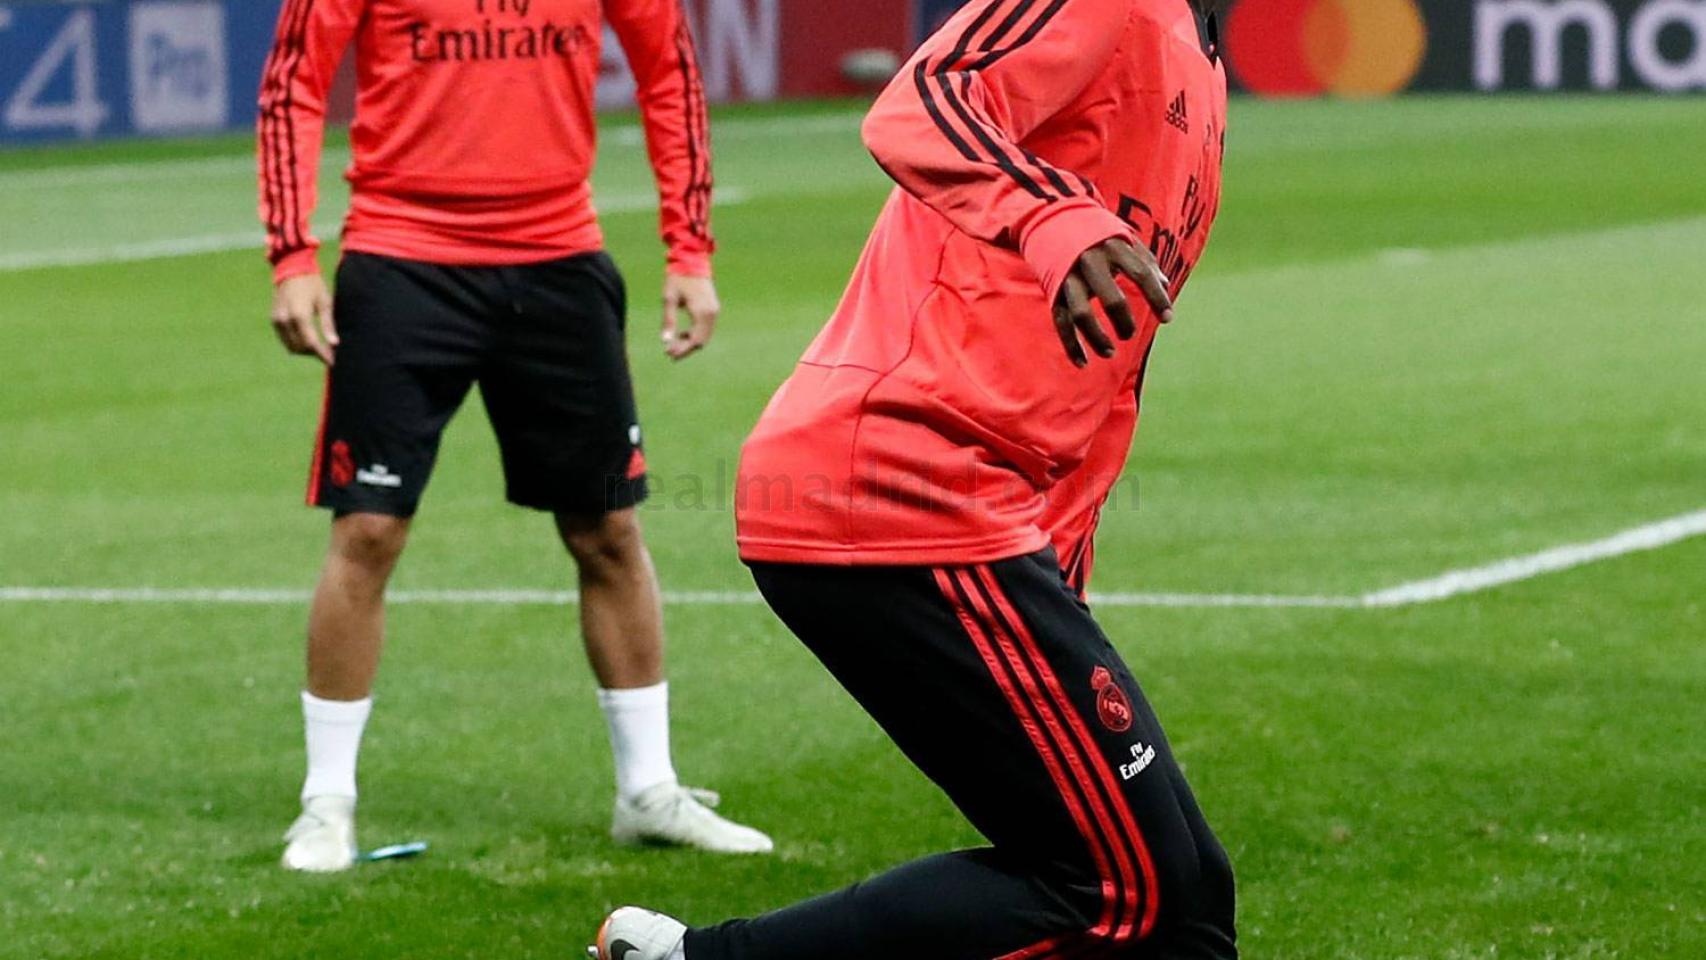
left=362, top=841, right=429, bottom=863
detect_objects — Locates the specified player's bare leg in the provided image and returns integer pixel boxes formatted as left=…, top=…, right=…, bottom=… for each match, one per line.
left=558, top=508, right=666, bottom=691
left=556, top=508, right=772, bottom=855
left=283, top=512, right=410, bottom=873
left=308, top=513, right=409, bottom=699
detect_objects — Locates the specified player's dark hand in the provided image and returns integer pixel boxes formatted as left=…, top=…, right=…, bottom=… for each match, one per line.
left=1053, top=238, right=1174, bottom=368
left=662, top=273, right=720, bottom=361
left=271, top=273, right=338, bottom=366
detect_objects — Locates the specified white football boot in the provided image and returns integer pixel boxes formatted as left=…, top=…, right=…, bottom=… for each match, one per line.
left=611, top=783, right=773, bottom=854
left=588, top=906, right=687, bottom=960
left=282, top=795, right=357, bottom=872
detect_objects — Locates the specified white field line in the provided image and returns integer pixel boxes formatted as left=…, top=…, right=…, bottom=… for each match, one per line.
left=0, top=585, right=1357, bottom=609
left=0, top=587, right=760, bottom=606
left=0, top=229, right=327, bottom=272
left=1358, top=508, right=1706, bottom=608
left=4, top=509, right=1702, bottom=611
left=16, top=175, right=1702, bottom=279
left=0, top=153, right=282, bottom=191
left=1095, top=592, right=1360, bottom=609
left=0, top=188, right=751, bottom=272
left=0, top=113, right=864, bottom=191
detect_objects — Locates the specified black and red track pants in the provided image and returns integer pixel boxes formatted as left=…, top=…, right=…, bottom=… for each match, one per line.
left=684, top=550, right=1237, bottom=960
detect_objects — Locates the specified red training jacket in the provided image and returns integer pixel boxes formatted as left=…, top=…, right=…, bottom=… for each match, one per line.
left=735, top=0, right=1227, bottom=588
left=257, top=0, right=713, bottom=284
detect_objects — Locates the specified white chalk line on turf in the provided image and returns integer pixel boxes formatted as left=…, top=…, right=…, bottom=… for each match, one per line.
left=0, top=189, right=752, bottom=272
left=1358, top=507, right=1706, bottom=608
left=0, top=587, right=761, bottom=606
left=4, top=508, right=1702, bottom=611
left=0, top=113, right=864, bottom=191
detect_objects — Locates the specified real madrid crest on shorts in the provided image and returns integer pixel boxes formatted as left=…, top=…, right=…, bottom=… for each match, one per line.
left=330, top=440, right=356, bottom=489
left=1090, top=665, right=1134, bottom=733
left=625, top=424, right=647, bottom=480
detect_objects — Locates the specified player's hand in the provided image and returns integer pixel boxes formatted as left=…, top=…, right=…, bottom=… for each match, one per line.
left=1053, top=238, right=1174, bottom=368
left=661, top=273, right=720, bottom=361
left=271, top=273, right=338, bottom=366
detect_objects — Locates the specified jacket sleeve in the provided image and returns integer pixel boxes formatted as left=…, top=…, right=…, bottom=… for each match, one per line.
left=256, top=0, right=363, bottom=284
left=862, top=0, right=1136, bottom=306
left=605, top=0, right=715, bottom=277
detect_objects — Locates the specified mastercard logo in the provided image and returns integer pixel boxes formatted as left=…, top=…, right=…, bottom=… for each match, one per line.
left=1225, top=0, right=1429, bottom=98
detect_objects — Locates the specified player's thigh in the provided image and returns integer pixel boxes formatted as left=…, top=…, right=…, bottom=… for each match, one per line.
left=978, top=552, right=1234, bottom=930
left=748, top=561, right=1109, bottom=871
left=479, top=252, right=644, bottom=514
left=310, top=253, right=486, bottom=517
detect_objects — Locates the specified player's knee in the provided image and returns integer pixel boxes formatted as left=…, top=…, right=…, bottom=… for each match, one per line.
left=558, top=508, right=644, bottom=575
left=1195, top=834, right=1238, bottom=945
left=1047, top=827, right=1236, bottom=955
left=331, top=513, right=409, bottom=571
left=1028, top=857, right=1109, bottom=934
left=1137, top=833, right=1238, bottom=954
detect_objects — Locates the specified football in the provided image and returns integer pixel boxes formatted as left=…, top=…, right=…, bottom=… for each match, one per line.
left=841, top=48, right=902, bottom=89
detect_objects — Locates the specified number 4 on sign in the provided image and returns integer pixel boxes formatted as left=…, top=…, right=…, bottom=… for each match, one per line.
left=4, top=8, right=110, bottom=137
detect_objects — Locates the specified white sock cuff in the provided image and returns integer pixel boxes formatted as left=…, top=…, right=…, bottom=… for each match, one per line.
left=596, top=681, right=668, bottom=713
left=597, top=681, right=676, bottom=801
left=302, top=690, right=373, bottom=725
left=300, top=692, right=372, bottom=802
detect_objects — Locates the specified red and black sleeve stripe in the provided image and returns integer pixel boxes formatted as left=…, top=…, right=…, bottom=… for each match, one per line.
left=259, top=0, right=316, bottom=262
left=913, top=0, right=1084, bottom=204
left=672, top=16, right=713, bottom=243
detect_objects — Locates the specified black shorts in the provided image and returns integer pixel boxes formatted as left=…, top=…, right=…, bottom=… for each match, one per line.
left=305, top=250, right=648, bottom=517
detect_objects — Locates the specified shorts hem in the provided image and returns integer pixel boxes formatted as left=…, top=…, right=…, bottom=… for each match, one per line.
left=310, top=497, right=421, bottom=519
left=506, top=477, right=649, bottom=515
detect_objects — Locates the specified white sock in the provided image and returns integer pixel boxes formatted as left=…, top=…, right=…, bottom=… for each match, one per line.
left=597, top=681, right=678, bottom=802
left=300, top=691, right=372, bottom=801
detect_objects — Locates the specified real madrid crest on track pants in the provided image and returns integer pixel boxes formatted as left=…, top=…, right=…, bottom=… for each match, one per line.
left=687, top=550, right=1238, bottom=960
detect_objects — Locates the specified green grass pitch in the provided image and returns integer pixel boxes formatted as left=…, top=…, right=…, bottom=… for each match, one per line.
left=2, top=96, right=1704, bottom=958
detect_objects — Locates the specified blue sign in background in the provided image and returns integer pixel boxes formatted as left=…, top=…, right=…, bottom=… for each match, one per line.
left=0, top=0, right=281, bottom=144
left=914, top=0, right=965, bottom=43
